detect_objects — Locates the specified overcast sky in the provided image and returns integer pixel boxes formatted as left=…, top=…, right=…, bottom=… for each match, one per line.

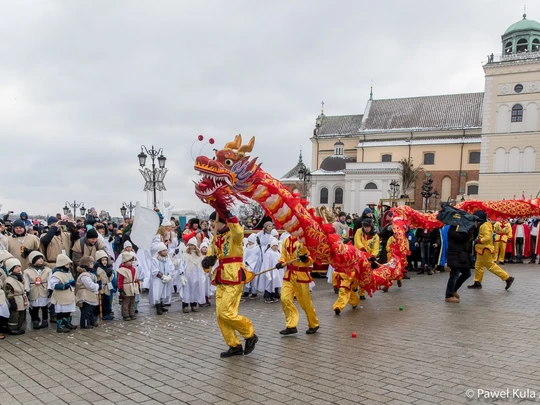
left=0, top=0, right=536, bottom=217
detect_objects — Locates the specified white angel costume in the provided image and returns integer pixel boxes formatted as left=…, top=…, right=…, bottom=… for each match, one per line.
left=260, top=238, right=281, bottom=296
left=181, top=238, right=206, bottom=307
left=148, top=243, right=177, bottom=305
left=243, top=233, right=263, bottom=295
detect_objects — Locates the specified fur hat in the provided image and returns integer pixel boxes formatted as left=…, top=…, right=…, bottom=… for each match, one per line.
left=271, top=229, right=279, bottom=237
left=155, top=242, right=167, bottom=253
left=0, top=251, right=14, bottom=264
left=29, top=251, right=44, bottom=265
left=200, top=240, right=209, bottom=250
left=187, top=237, right=198, bottom=247
left=121, top=251, right=135, bottom=263
left=86, top=228, right=99, bottom=239
left=56, top=254, right=72, bottom=268
left=270, top=237, right=279, bottom=247
left=5, top=258, right=21, bottom=272
left=247, top=233, right=258, bottom=244
left=80, top=256, right=94, bottom=268
left=123, top=240, right=132, bottom=249
left=95, top=250, right=109, bottom=262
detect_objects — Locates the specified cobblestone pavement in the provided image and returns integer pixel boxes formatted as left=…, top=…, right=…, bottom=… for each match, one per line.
left=1, top=264, right=540, bottom=405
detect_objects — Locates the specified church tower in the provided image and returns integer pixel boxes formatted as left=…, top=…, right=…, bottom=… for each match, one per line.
left=478, top=14, right=540, bottom=200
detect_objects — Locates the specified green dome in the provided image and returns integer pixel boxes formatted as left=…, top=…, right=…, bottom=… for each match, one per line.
left=504, top=15, right=540, bottom=36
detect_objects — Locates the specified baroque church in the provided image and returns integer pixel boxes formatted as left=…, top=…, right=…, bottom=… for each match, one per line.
left=282, top=14, right=540, bottom=213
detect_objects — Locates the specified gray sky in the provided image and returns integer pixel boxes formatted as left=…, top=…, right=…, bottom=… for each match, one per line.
left=0, top=0, right=536, bottom=217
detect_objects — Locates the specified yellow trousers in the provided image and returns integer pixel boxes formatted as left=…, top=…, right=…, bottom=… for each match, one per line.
left=332, top=273, right=359, bottom=311
left=474, top=251, right=509, bottom=283
left=493, top=241, right=507, bottom=263
left=215, top=283, right=255, bottom=347
left=281, top=273, right=319, bottom=329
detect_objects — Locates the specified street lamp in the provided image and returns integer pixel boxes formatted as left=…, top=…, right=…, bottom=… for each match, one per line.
left=138, top=145, right=168, bottom=208
left=421, top=178, right=434, bottom=212
left=64, top=200, right=85, bottom=219
left=122, top=201, right=136, bottom=218
left=389, top=179, right=400, bottom=201
left=431, top=190, right=440, bottom=210
left=298, top=165, right=312, bottom=199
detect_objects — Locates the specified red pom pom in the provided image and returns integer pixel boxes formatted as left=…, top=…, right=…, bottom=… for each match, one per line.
left=198, top=135, right=204, bottom=141
left=209, top=138, right=215, bottom=145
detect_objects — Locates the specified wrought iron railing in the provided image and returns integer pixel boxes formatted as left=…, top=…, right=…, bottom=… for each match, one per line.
left=486, top=51, right=540, bottom=64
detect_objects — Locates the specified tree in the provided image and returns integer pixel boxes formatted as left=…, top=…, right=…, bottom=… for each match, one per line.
left=399, top=157, right=423, bottom=198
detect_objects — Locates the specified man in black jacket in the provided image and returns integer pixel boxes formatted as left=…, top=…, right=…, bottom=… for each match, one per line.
left=416, top=228, right=440, bottom=275
left=445, top=225, right=475, bottom=303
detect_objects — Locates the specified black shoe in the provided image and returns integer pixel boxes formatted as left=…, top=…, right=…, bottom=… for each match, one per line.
left=403, top=276, right=411, bottom=279
left=67, top=324, right=77, bottom=330
left=381, top=287, right=388, bottom=292
left=359, top=295, right=366, bottom=300
left=50, top=316, right=57, bottom=322
left=467, top=282, right=482, bottom=289
left=416, top=270, right=424, bottom=274
left=334, top=308, right=341, bottom=315
left=123, top=316, right=131, bottom=321
left=397, top=280, right=402, bottom=288
left=242, top=292, right=249, bottom=298
left=81, top=325, right=94, bottom=329
left=352, top=305, right=357, bottom=309
left=135, top=310, right=139, bottom=314
left=220, top=345, right=244, bottom=358
left=56, top=327, right=69, bottom=334
left=249, top=294, right=257, bottom=300
left=505, top=276, right=515, bottom=290
left=306, top=326, right=319, bottom=334
left=161, top=305, right=169, bottom=313
left=279, top=327, right=298, bottom=335
left=244, top=334, right=258, bottom=355
left=333, top=288, right=339, bottom=294
left=427, top=270, right=433, bottom=275
left=156, top=304, right=163, bottom=315
left=529, top=260, right=535, bottom=264
left=40, top=320, right=48, bottom=328
left=9, top=330, right=25, bottom=336
left=32, top=321, right=41, bottom=330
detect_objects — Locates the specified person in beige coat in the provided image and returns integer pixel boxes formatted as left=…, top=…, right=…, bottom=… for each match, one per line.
left=71, top=228, right=105, bottom=272
left=23, top=251, right=52, bottom=330
left=49, top=254, right=77, bottom=333
left=40, top=217, right=74, bottom=268
left=4, top=258, right=29, bottom=335
left=5, top=219, right=40, bottom=270
left=0, top=252, right=14, bottom=339
left=75, top=256, right=100, bottom=329
left=117, top=252, right=139, bottom=321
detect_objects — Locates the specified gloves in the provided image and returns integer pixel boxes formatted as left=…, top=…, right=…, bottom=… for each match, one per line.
left=119, top=289, right=125, bottom=296
left=54, top=283, right=66, bottom=291
left=105, top=267, right=113, bottom=278
left=48, top=289, right=53, bottom=298
left=275, top=262, right=284, bottom=269
left=9, top=298, right=17, bottom=311
left=299, top=254, right=309, bottom=263
left=69, top=279, right=76, bottom=287
left=156, top=272, right=163, bottom=279
left=63, top=283, right=72, bottom=290
left=369, top=256, right=377, bottom=263
left=98, top=281, right=103, bottom=291
left=174, top=248, right=180, bottom=255
left=180, top=275, right=187, bottom=286
left=201, top=255, right=217, bottom=269
left=21, top=247, right=32, bottom=258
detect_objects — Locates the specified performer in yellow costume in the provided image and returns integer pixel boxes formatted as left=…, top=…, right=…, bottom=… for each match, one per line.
left=493, top=218, right=512, bottom=264
left=332, top=256, right=359, bottom=315
left=202, top=211, right=258, bottom=358
left=468, top=210, right=514, bottom=290
left=353, top=218, right=380, bottom=299
left=276, top=236, right=319, bottom=335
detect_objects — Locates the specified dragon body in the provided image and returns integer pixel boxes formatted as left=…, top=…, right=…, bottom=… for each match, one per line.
left=194, top=135, right=407, bottom=295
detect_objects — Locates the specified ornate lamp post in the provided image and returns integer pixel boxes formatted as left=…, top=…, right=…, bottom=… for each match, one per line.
left=298, top=165, right=312, bottom=199
left=421, top=178, right=434, bottom=212
left=138, top=146, right=167, bottom=209
left=389, top=179, right=400, bottom=201
left=431, top=190, right=440, bottom=211
left=63, top=201, right=86, bottom=219
left=121, top=201, right=136, bottom=218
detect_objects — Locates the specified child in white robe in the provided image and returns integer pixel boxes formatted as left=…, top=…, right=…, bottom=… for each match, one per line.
left=148, top=242, right=176, bottom=315
left=243, top=233, right=263, bottom=300
left=262, top=238, right=281, bottom=303
left=181, top=238, right=206, bottom=313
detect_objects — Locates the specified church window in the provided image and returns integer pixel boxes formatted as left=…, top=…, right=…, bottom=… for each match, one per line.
left=467, top=184, right=479, bottom=195
left=514, top=84, right=523, bottom=93
left=335, top=188, right=343, bottom=204
left=320, top=188, right=328, bottom=204
left=533, top=39, right=540, bottom=52
left=423, top=152, right=435, bottom=165
left=469, top=151, right=480, bottom=164
left=516, top=38, right=528, bottom=53
left=504, top=41, right=512, bottom=54
left=511, top=104, right=523, bottom=122
left=381, top=154, right=392, bottom=162
left=365, top=182, right=378, bottom=190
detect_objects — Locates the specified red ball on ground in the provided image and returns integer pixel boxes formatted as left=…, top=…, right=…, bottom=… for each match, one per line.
left=352, top=332, right=357, bottom=338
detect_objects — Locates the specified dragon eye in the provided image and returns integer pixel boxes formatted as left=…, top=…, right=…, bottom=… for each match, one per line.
left=225, top=159, right=233, bottom=166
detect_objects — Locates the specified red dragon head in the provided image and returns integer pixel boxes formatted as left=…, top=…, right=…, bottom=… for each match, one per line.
left=194, top=135, right=261, bottom=212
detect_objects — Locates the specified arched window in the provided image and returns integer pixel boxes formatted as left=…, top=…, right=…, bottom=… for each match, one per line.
left=494, top=147, right=506, bottom=172
left=381, top=154, right=392, bottom=162
left=504, top=41, right=513, bottom=54
left=517, top=38, right=528, bottom=53
left=441, top=176, right=452, bottom=202
left=335, top=188, right=343, bottom=204
left=469, top=151, right=480, bottom=164
left=523, top=147, right=536, bottom=172
left=511, top=104, right=523, bottom=122
left=508, top=147, right=520, bottom=172
left=533, top=39, right=540, bottom=52
left=319, top=188, right=328, bottom=204
left=467, top=184, right=479, bottom=195
left=423, top=152, right=435, bottom=165
left=365, top=182, right=378, bottom=190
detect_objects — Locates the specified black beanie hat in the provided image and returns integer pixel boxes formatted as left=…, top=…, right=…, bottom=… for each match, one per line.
left=473, top=210, right=487, bottom=223
left=86, top=228, right=99, bottom=239
left=209, top=211, right=226, bottom=224
left=12, top=219, right=25, bottom=229
left=47, top=216, right=57, bottom=225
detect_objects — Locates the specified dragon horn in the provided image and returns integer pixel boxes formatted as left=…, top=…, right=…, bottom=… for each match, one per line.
left=238, top=136, right=255, bottom=154
left=224, top=134, right=242, bottom=150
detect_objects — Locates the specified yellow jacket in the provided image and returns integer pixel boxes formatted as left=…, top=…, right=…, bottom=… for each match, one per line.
left=493, top=222, right=512, bottom=243
left=205, top=216, right=254, bottom=285
left=279, top=237, right=314, bottom=283
left=354, top=229, right=380, bottom=257
left=475, top=221, right=495, bottom=255
left=386, top=236, right=395, bottom=262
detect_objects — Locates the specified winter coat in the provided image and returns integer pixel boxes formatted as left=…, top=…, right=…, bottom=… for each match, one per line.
left=446, top=226, right=474, bottom=268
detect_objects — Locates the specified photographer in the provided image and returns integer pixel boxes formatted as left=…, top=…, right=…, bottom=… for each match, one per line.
left=40, top=217, right=78, bottom=269
left=5, top=219, right=40, bottom=269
